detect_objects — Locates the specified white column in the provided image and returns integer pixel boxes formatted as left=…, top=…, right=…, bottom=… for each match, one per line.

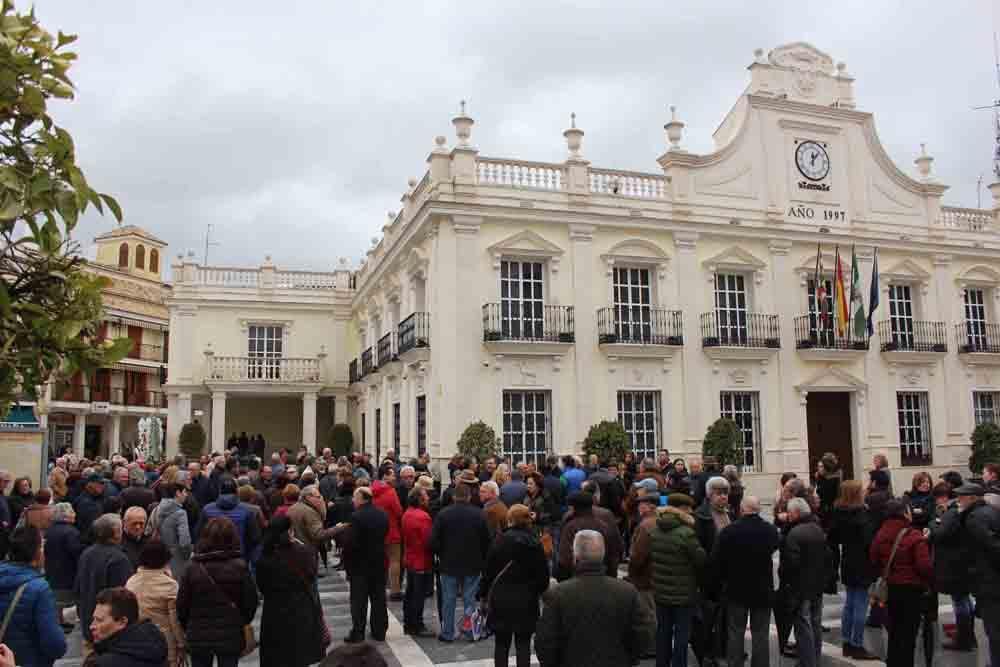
left=302, top=392, right=318, bottom=453
left=73, top=413, right=86, bottom=457
left=165, top=392, right=193, bottom=457
left=109, top=415, right=122, bottom=457
left=570, top=224, right=596, bottom=449
left=211, top=391, right=227, bottom=453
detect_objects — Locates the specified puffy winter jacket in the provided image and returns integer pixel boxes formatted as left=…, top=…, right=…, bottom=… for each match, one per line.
left=928, top=503, right=971, bottom=595
left=156, top=498, right=192, bottom=580
left=176, top=550, right=258, bottom=656
left=961, top=499, right=1000, bottom=600
left=75, top=544, right=135, bottom=643
left=402, top=507, right=433, bottom=571
left=89, top=618, right=168, bottom=667
left=870, top=517, right=932, bottom=588
left=649, top=506, right=706, bottom=606
left=827, top=506, right=877, bottom=588
left=0, top=562, right=66, bottom=667
left=196, top=494, right=260, bottom=560
left=372, top=480, right=403, bottom=544
left=43, top=520, right=84, bottom=591
left=560, top=467, right=586, bottom=496
left=73, top=490, right=105, bottom=543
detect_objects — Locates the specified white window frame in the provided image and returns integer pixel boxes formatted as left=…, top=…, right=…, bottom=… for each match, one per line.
left=964, top=288, right=989, bottom=351
left=714, top=273, right=750, bottom=345
left=807, top=277, right=835, bottom=346
left=720, top=391, right=762, bottom=472
left=617, top=390, right=660, bottom=459
left=973, top=390, right=1000, bottom=426
left=247, top=324, right=283, bottom=380
left=897, top=391, right=932, bottom=466
left=499, top=258, right=546, bottom=340
left=502, top=390, right=550, bottom=465
left=613, top=266, right=654, bottom=342
left=415, top=395, right=427, bottom=456
left=888, top=283, right=915, bottom=349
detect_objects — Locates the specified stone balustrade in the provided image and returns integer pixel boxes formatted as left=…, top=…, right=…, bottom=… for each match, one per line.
left=589, top=168, right=666, bottom=199
left=206, top=356, right=322, bottom=383
left=476, top=158, right=565, bottom=190
left=273, top=270, right=338, bottom=289
left=938, top=206, right=993, bottom=232
left=195, top=266, right=261, bottom=287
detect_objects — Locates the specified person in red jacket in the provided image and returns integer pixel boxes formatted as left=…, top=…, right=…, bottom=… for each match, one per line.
left=870, top=499, right=933, bottom=667
left=401, top=487, right=434, bottom=636
left=373, top=467, right=404, bottom=600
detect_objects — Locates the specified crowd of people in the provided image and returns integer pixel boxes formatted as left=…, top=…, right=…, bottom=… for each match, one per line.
left=0, top=444, right=995, bottom=667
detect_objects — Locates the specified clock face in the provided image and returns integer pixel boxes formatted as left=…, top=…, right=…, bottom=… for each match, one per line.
left=795, top=141, right=830, bottom=181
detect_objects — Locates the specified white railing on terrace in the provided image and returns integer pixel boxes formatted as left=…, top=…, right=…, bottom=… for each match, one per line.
left=195, top=267, right=260, bottom=287
left=589, top=169, right=666, bottom=199
left=938, top=206, right=993, bottom=232
left=273, top=270, right=338, bottom=289
left=476, top=158, right=565, bottom=190
left=206, top=356, right=322, bottom=383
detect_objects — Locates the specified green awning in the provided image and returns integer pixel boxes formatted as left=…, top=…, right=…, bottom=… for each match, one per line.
left=3, top=405, right=38, bottom=425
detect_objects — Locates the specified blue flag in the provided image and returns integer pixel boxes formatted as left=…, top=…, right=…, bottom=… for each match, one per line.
left=866, top=248, right=879, bottom=337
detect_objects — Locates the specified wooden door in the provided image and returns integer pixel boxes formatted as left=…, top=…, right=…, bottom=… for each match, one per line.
left=806, top=392, right=854, bottom=480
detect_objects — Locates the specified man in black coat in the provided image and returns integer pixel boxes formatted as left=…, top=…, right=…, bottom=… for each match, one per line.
left=929, top=493, right=974, bottom=652
left=778, top=498, right=828, bottom=667
left=74, top=474, right=108, bottom=544
left=88, top=587, right=168, bottom=667
left=957, top=483, right=1000, bottom=667
left=74, top=514, right=135, bottom=655
left=430, top=482, right=490, bottom=642
left=337, top=486, right=389, bottom=643
left=712, top=496, right=778, bottom=667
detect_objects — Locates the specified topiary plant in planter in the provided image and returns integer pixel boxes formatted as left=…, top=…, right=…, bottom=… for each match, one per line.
left=970, top=421, right=1000, bottom=475
left=702, top=417, right=742, bottom=469
left=328, top=423, right=354, bottom=458
left=583, top=420, right=628, bottom=465
left=457, top=420, right=500, bottom=463
left=178, top=422, right=206, bottom=460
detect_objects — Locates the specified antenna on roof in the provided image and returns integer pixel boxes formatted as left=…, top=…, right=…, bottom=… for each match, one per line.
left=972, top=32, right=1000, bottom=180
left=203, top=223, right=220, bottom=266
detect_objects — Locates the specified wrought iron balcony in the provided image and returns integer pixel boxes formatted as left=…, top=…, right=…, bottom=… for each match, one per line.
left=482, top=303, right=575, bottom=343
left=361, top=347, right=375, bottom=376
left=597, top=307, right=683, bottom=345
left=794, top=315, right=869, bottom=351
left=377, top=332, right=397, bottom=367
left=126, top=343, right=166, bottom=362
left=956, top=322, right=1000, bottom=354
left=398, top=312, right=430, bottom=355
left=349, top=358, right=361, bottom=384
left=700, top=312, right=780, bottom=348
left=878, top=321, right=947, bottom=353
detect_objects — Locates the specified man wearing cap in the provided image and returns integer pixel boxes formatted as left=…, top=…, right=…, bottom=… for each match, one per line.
left=557, top=491, right=622, bottom=581
left=957, top=482, right=1000, bottom=666
left=626, top=489, right=662, bottom=657
left=713, top=496, right=779, bottom=667
left=75, top=473, right=107, bottom=543
left=649, top=492, right=705, bottom=667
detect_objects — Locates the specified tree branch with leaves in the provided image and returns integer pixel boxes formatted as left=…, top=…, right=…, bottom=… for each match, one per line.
left=0, top=0, right=130, bottom=418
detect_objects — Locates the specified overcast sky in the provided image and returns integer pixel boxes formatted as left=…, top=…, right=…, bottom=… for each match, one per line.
left=31, top=1, right=1000, bottom=275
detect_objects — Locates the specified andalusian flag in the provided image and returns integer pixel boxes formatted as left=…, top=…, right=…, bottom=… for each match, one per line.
left=834, top=245, right=849, bottom=337
left=867, top=248, right=880, bottom=337
left=849, top=245, right=866, bottom=340
left=813, top=243, right=828, bottom=327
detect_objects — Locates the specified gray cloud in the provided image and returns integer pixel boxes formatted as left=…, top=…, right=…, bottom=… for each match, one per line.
left=33, top=1, right=1000, bottom=274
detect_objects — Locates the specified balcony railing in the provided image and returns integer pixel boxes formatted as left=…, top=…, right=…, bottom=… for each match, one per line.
left=54, top=386, right=166, bottom=408
left=207, top=356, right=322, bottom=383
left=793, top=315, right=869, bottom=351
left=377, top=332, right=397, bottom=367
left=361, top=347, right=375, bottom=376
left=349, top=358, right=361, bottom=384
left=878, top=321, right=947, bottom=353
left=956, top=322, right=1000, bottom=354
left=398, top=312, right=430, bottom=355
left=482, top=304, right=575, bottom=343
left=596, top=307, right=683, bottom=345
left=126, top=343, right=166, bottom=362
left=700, top=312, right=780, bottom=348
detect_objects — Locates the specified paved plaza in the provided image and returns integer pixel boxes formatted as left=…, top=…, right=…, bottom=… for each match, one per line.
left=53, top=563, right=988, bottom=667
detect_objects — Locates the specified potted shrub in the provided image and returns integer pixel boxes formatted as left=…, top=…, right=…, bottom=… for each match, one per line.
left=328, top=423, right=354, bottom=458
left=702, top=417, right=742, bottom=468
left=178, top=422, right=206, bottom=460
left=970, top=422, right=1000, bottom=475
left=457, top=420, right=501, bottom=463
left=583, top=420, right=628, bottom=465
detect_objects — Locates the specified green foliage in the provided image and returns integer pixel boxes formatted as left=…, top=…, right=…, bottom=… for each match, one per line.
left=970, top=421, right=1000, bottom=474
left=0, top=1, right=127, bottom=418
left=583, top=420, right=628, bottom=465
left=328, top=423, right=353, bottom=458
left=456, top=420, right=500, bottom=462
left=178, top=422, right=206, bottom=460
left=702, top=418, right=742, bottom=468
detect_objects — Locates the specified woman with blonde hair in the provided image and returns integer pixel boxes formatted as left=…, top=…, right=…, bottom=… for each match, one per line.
left=827, top=480, right=879, bottom=660
left=126, top=540, right=186, bottom=666
left=492, top=464, right=511, bottom=489
left=480, top=505, right=549, bottom=667
left=47, top=467, right=68, bottom=503
left=155, top=465, right=179, bottom=501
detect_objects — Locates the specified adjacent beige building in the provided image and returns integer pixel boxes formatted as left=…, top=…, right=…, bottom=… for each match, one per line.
left=164, top=42, right=1000, bottom=497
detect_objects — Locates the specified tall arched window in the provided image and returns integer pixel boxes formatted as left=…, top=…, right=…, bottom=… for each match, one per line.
left=135, top=244, right=146, bottom=270
left=118, top=243, right=129, bottom=268
left=149, top=248, right=159, bottom=273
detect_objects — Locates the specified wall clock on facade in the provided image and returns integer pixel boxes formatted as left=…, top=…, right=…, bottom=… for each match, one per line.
left=795, top=140, right=830, bottom=181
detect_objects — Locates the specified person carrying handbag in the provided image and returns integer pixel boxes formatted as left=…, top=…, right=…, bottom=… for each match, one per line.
left=479, top=505, right=550, bottom=667
left=869, top=500, right=932, bottom=667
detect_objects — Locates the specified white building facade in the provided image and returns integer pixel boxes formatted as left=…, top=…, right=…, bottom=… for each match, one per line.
left=167, top=43, right=1000, bottom=498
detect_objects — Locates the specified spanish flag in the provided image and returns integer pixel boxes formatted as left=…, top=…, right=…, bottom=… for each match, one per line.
left=834, top=245, right=849, bottom=337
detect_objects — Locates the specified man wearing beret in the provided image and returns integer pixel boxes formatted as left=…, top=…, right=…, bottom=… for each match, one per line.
left=74, top=473, right=107, bottom=544
left=957, top=483, right=1000, bottom=667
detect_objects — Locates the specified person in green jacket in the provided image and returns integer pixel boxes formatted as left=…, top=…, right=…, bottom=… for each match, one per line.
left=650, top=493, right=706, bottom=667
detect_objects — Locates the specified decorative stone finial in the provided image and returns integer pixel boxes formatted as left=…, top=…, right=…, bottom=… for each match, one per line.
left=370, top=236, right=379, bottom=247
left=452, top=100, right=474, bottom=148
left=836, top=62, right=848, bottom=77
left=753, top=48, right=765, bottom=64
left=186, top=250, right=195, bottom=258
left=387, top=211, right=395, bottom=222
left=338, top=257, right=348, bottom=266
left=434, top=135, right=447, bottom=149
left=407, top=177, right=417, bottom=188
left=563, top=112, right=585, bottom=160
left=914, top=143, right=934, bottom=181
left=664, top=105, right=685, bottom=152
